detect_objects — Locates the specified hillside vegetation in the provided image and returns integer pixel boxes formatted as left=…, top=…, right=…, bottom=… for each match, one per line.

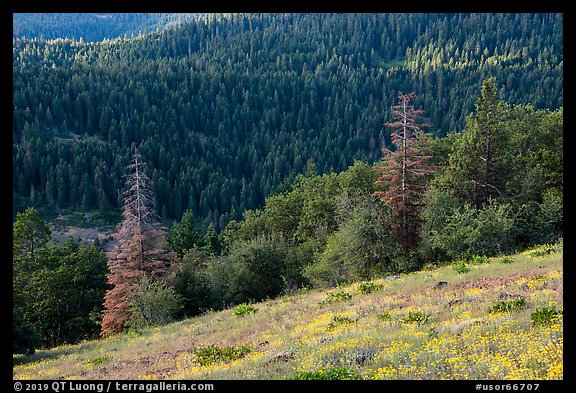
left=13, top=13, right=562, bottom=228
left=13, top=241, right=563, bottom=380
left=12, top=13, right=563, bottom=370
left=13, top=13, right=200, bottom=42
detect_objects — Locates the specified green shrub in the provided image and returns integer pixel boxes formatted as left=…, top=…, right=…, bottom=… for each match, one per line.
left=303, top=197, right=400, bottom=288
left=488, top=297, right=527, bottom=314
left=452, top=261, right=470, bottom=274
left=402, top=311, right=431, bottom=325
left=531, top=306, right=562, bottom=326
left=320, top=290, right=352, bottom=305
left=194, top=344, right=251, bottom=366
left=498, top=256, right=514, bottom=264
left=422, top=196, right=517, bottom=259
left=469, top=255, right=489, bottom=265
left=234, top=303, right=257, bottom=317
left=82, top=356, right=111, bottom=366
left=357, top=281, right=384, bottom=294
left=128, top=276, right=183, bottom=330
left=293, top=367, right=363, bottom=380
left=227, top=236, right=290, bottom=304
left=530, top=244, right=558, bottom=258
left=376, top=312, right=392, bottom=321
left=328, top=315, right=356, bottom=329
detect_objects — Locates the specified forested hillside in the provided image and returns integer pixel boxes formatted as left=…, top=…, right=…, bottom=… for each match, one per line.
left=12, top=13, right=563, bottom=358
left=12, top=13, right=563, bottom=230
left=12, top=13, right=200, bottom=42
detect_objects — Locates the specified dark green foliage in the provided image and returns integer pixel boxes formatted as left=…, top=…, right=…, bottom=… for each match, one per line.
left=172, top=248, right=212, bottom=318
left=226, top=236, right=291, bottom=304
left=488, top=297, right=527, bottom=314
left=13, top=207, right=51, bottom=276
left=13, top=213, right=109, bottom=347
left=303, top=194, right=400, bottom=287
left=13, top=309, right=41, bottom=355
left=10, top=15, right=563, bottom=345
left=420, top=195, right=516, bottom=260
left=531, top=306, right=562, bottom=326
left=168, top=210, right=203, bottom=256
left=13, top=13, right=562, bottom=231
left=194, top=344, right=251, bottom=366
left=293, top=367, right=363, bottom=380
left=536, top=189, right=563, bottom=242
left=13, top=13, right=199, bottom=42
left=427, top=97, right=563, bottom=253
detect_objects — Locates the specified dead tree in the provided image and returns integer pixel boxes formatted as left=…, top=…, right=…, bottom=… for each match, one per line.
left=101, top=150, right=174, bottom=335
left=373, top=92, right=435, bottom=250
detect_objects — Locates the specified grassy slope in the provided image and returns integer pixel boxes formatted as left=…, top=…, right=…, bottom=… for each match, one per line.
left=13, top=242, right=563, bottom=380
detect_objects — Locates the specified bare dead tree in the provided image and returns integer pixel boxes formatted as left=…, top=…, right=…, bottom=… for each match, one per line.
left=373, top=92, right=435, bottom=250
left=101, top=150, right=174, bottom=336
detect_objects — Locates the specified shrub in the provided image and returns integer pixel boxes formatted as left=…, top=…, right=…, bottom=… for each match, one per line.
left=469, top=255, right=489, bottom=265
left=402, top=311, right=431, bottom=325
left=328, top=315, right=356, bottom=329
left=320, top=290, right=352, bottom=305
left=376, top=312, right=392, bottom=321
left=498, top=256, right=514, bottom=264
left=128, top=276, right=183, bottom=330
left=536, top=189, right=563, bottom=242
left=227, top=236, right=290, bottom=303
left=452, top=261, right=470, bottom=274
left=530, top=244, right=559, bottom=258
left=488, top=297, right=527, bottom=313
left=531, top=306, right=562, bottom=326
left=422, top=196, right=517, bottom=259
left=234, top=303, right=257, bottom=317
left=293, top=367, right=363, bottom=380
left=82, top=356, right=111, bottom=366
left=194, top=344, right=252, bottom=366
left=303, top=197, right=400, bottom=287
left=357, top=281, right=384, bottom=294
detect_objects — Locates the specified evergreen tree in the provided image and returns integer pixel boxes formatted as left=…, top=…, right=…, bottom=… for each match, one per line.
left=202, top=224, right=223, bottom=255
left=168, top=209, right=203, bottom=256
left=445, top=78, right=509, bottom=208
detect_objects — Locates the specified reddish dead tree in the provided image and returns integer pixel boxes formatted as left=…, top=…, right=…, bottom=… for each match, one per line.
left=101, top=150, right=174, bottom=336
left=373, top=92, right=435, bottom=250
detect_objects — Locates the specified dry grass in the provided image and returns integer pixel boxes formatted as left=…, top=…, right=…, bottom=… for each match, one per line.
left=13, top=241, right=563, bottom=380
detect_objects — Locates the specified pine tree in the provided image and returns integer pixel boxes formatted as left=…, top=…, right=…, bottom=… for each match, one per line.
left=373, top=92, right=435, bottom=250
left=101, top=151, right=174, bottom=336
left=168, top=209, right=202, bottom=257
left=445, top=78, right=509, bottom=209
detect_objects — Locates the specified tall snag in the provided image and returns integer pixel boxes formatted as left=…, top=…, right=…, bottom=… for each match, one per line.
left=373, top=92, right=435, bottom=250
left=101, top=150, right=174, bottom=336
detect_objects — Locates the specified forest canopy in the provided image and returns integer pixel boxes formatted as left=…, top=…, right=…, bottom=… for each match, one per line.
left=13, top=13, right=562, bottom=230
